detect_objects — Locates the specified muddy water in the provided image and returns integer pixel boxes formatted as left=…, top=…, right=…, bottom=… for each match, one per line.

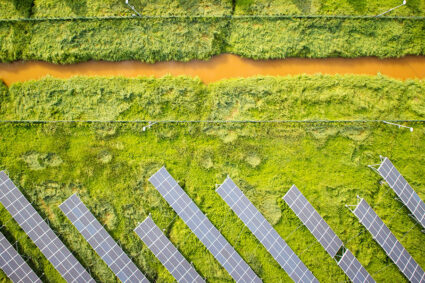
left=0, top=54, right=424, bottom=86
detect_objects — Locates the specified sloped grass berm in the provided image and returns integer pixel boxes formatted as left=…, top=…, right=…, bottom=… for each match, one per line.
left=1, top=17, right=424, bottom=63
left=0, top=75, right=424, bottom=282
left=1, top=75, right=425, bottom=121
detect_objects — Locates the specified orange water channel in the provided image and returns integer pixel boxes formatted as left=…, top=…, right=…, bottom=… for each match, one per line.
left=0, top=54, right=424, bottom=86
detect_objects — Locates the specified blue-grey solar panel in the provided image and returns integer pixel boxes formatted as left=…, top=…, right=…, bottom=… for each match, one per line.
left=377, top=157, right=425, bottom=229
left=217, top=177, right=318, bottom=283
left=337, top=250, right=375, bottom=283
left=59, top=194, right=148, bottom=283
left=0, top=232, right=42, bottom=283
left=149, top=167, right=261, bottom=283
left=135, top=216, right=205, bottom=283
left=283, top=185, right=343, bottom=258
left=0, top=171, right=94, bottom=283
left=352, top=198, right=425, bottom=283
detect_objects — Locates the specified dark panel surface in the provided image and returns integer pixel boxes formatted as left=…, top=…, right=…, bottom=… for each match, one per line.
left=353, top=198, right=425, bottom=283
left=60, top=194, right=148, bottom=283
left=149, top=167, right=261, bottom=283
left=135, top=216, right=204, bottom=283
left=0, top=171, right=94, bottom=283
left=217, top=177, right=318, bottom=283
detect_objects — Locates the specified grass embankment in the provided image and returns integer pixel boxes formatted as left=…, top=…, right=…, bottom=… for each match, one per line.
left=0, top=76, right=424, bottom=282
left=0, top=1, right=424, bottom=62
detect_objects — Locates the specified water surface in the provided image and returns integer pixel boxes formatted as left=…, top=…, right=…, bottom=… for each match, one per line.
left=0, top=54, right=424, bottom=86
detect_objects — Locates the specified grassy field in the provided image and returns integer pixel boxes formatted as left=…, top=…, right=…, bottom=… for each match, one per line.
left=0, top=75, right=424, bottom=282
left=0, top=17, right=424, bottom=63
left=0, top=1, right=424, bottom=62
left=235, top=0, right=425, bottom=16
left=1, top=0, right=424, bottom=18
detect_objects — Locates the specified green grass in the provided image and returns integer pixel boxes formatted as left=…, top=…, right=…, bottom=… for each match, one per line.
left=0, top=1, right=424, bottom=62
left=0, top=0, right=33, bottom=19
left=0, top=17, right=423, bottom=63
left=234, top=0, right=425, bottom=16
left=2, top=75, right=425, bottom=121
left=2, top=0, right=424, bottom=18
left=227, top=17, right=425, bottom=59
left=0, top=75, right=424, bottom=282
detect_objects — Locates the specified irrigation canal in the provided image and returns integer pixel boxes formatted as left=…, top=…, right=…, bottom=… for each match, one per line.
left=0, top=54, right=424, bottom=86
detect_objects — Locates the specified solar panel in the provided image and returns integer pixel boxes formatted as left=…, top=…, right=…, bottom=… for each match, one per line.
left=59, top=194, right=148, bottom=283
left=337, top=250, right=374, bottom=283
left=134, top=216, right=205, bottom=283
left=377, top=157, right=425, bottom=229
left=149, top=167, right=261, bottom=283
left=283, top=185, right=343, bottom=258
left=0, top=171, right=94, bottom=283
left=352, top=198, right=425, bottom=283
left=0, top=231, right=42, bottom=283
left=217, top=177, right=318, bottom=283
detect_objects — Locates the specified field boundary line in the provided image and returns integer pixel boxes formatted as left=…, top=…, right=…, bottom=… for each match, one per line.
left=1, top=14, right=425, bottom=23
left=0, top=119, right=424, bottom=124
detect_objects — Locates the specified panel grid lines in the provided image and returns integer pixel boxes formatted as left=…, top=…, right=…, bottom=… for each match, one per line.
left=337, top=250, right=375, bottom=283
left=0, top=232, right=42, bottom=283
left=149, top=167, right=261, bottom=283
left=217, top=177, right=318, bottom=283
left=0, top=171, right=94, bottom=283
left=377, top=157, right=425, bottom=228
left=134, top=216, right=205, bottom=283
left=59, top=193, right=148, bottom=283
left=352, top=198, right=425, bottom=283
left=283, top=185, right=343, bottom=258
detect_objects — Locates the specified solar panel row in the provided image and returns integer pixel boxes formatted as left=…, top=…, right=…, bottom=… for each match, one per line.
left=283, top=185, right=343, bottom=258
left=0, top=232, right=41, bottom=283
left=0, top=171, right=94, bottom=283
left=377, top=157, right=425, bottom=229
left=337, top=250, right=374, bottom=283
left=352, top=198, right=425, bottom=283
left=284, top=185, right=375, bottom=283
left=217, top=177, right=318, bottom=283
left=149, top=167, right=262, bottom=283
left=135, top=216, right=205, bottom=283
left=60, top=194, right=148, bottom=283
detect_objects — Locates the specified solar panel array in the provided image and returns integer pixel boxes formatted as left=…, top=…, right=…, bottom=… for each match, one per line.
left=149, top=167, right=261, bottom=283
left=377, top=157, right=425, bottom=229
left=0, top=232, right=41, bottom=283
left=217, top=177, right=318, bottom=282
left=337, top=250, right=375, bottom=283
left=283, top=185, right=343, bottom=258
left=135, top=216, right=205, bottom=283
left=0, top=171, right=94, bottom=283
left=60, top=194, right=148, bottom=283
left=352, top=198, right=425, bottom=283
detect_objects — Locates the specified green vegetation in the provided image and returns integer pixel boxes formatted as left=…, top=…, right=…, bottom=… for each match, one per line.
left=1, top=17, right=424, bottom=63
left=2, top=0, right=424, bottom=18
left=2, top=75, right=425, bottom=121
left=228, top=17, right=425, bottom=59
left=0, top=75, right=424, bottom=282
left=0, top=1, right=424, bottom=62
left=0, top=0, right=33, bottom=19
left=235, top=0, right=425, bottom=16
left=0, top=18, right=228, bottom=63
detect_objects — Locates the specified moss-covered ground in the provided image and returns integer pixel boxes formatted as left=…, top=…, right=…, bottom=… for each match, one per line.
left=0, top=75, right=424, bottom=282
